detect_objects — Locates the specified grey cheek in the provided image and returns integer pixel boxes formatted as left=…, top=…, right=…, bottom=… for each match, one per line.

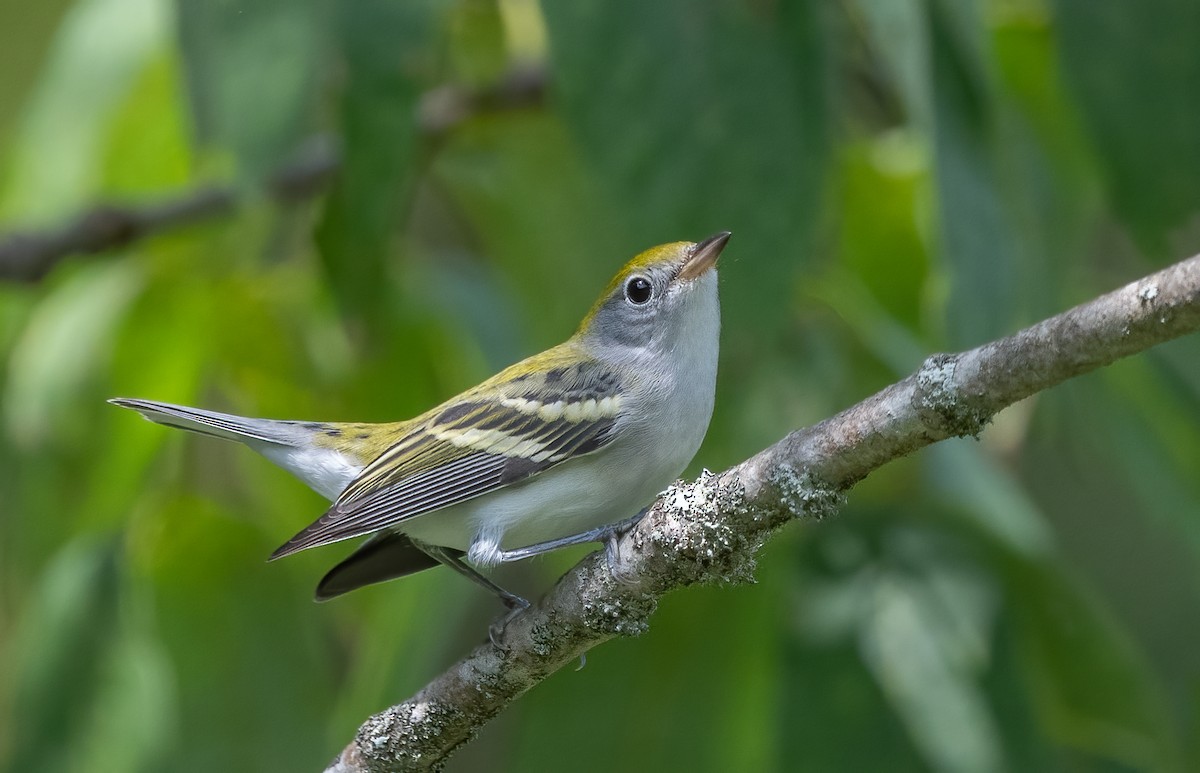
left=607, top=307, right=656, bottom=348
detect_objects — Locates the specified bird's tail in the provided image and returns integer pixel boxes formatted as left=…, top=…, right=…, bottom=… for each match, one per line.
left=108, top=398, right=313, bottom=447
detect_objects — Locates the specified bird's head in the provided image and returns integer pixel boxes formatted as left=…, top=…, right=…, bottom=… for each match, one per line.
left=576, top=232, right=730, bottom=356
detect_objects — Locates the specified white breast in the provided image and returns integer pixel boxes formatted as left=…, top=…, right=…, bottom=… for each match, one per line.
left=402, top=270, right=722, bottom=565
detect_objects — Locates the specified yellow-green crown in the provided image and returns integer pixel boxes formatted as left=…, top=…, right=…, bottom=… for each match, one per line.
left=578, top=241, right=693, bottom=332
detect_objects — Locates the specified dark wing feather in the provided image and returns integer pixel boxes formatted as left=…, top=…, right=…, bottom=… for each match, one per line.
left=271, top=354, right=623, bottom=559
left=315, top=532, right=447, bottom=601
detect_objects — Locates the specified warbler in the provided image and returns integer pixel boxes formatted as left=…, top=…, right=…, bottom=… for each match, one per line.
left=111, top=232, right=729, bottom=610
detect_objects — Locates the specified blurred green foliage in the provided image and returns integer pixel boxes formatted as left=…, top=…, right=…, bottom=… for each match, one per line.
left=1, top=0, right=1198, bottom=771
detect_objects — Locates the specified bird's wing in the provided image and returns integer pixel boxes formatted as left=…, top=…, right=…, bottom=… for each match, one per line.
left=270, top=354, right=625, bottom=558
left=314, top=532, right=446, bottom=601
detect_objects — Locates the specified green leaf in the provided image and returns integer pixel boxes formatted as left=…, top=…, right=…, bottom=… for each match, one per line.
left=314, top=0, right=447, bottom=327
left=5, top=259, right=142, bottom=447
left=789, top=519, right=1007, bottom=773
left=1102, top=353, right=1200, bottom=557
left=927, top=0, right=1020, bottom=347
left=71, top=622, right=175, bottom=773
left=175, top=0, right=328, bottom=179
left=1051, top=0, right=1200, bottom=252
left=542, top=0, right=835, bottom=327
left=856, top=0, right=1032, bottom=346
left=924, top=441, right=1054, bottom=558
left=433, top=111, right=617, bottom=342
left=857, top=529, right=1005, bottom=773
left=446, top=0, right=508, bottom=88
left=507, top=580, right=782, bottom=772
left=852, top=0, right=933, bottom=131
left=5, top=538, right=123, bottom=773
left=138, top=494, right=336, bottom=771
left=0, top=0, right=73, bottom=154
left=992, top=14, right=1099, bottom=322
left=832, top=137, right=931, bottom=336
left=0, top=0, right=168, bottom=222
left=1006, top=560, right=1181, bottom=770
left=100, top=50, right=193, bottom=196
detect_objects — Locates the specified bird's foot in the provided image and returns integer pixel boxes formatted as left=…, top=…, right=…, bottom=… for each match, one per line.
left=601, top=508, right=647, bottom=586
left=488, top=593, right=531, bottom=651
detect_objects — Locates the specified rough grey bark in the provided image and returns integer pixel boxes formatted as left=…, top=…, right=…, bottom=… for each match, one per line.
left=325, top=252, right=1200, bottom=772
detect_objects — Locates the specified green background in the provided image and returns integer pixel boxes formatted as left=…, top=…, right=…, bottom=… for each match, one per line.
left=1, top=0, right=1198, bottom=771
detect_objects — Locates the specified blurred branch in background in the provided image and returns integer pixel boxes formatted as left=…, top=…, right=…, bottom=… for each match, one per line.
left=0, top=140, right=337, bottom=282
left=329, top=253, right=1200, bottom=771
left=0, top=66, right=546, bottom=283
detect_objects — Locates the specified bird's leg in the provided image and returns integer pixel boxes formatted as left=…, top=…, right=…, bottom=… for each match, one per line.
left=417, top=541, right=532, bottom=649
left=497, top=507, right=649, bottom=578
left=419, top=542, right=530, bottom=607
left=416, top=509, right=650, bottom=649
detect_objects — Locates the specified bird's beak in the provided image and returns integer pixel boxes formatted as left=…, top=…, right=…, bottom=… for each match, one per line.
left=678, top=231, right=731, bottom=281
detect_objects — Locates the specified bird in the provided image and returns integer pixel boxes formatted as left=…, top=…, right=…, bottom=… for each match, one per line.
left=110, top=232, right=729, bottom=615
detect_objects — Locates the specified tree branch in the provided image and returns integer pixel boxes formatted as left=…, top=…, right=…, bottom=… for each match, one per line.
left=325, top=252, right=1200, bottom=772
left=0, top=66, right=547, bottom=283
left=0, top=140, right=339, bottom=283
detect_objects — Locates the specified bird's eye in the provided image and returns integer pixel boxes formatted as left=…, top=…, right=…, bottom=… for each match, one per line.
left=625, top=276, right=653, bottom=305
